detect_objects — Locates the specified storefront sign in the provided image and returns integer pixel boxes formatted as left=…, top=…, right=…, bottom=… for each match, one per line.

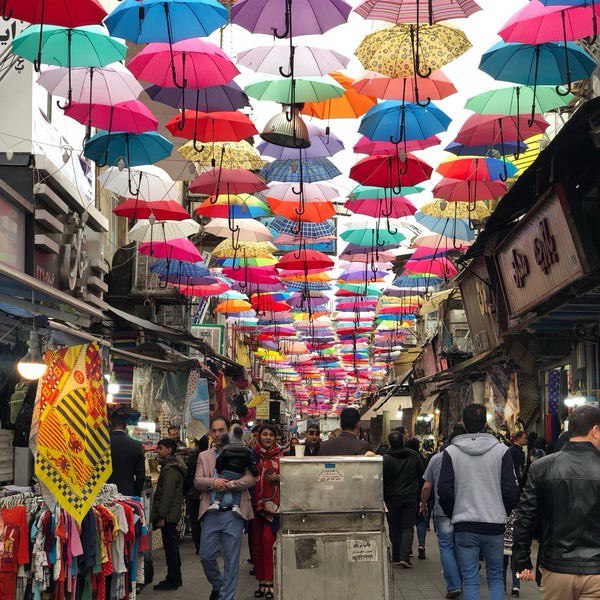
left=495, top=187, right=587, bottom=319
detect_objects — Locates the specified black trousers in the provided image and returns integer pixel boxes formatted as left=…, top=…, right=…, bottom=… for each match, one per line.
left=186, top=497, right=202, bottom=554
left=161, top=522, right=182, bottom=582
left=386, top=499, right=417, bottom=562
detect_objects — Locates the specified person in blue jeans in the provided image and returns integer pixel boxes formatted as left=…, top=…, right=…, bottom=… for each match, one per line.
left=438, top=404, right=520, bottom=600
left=421, top=423, right=466, bottom=599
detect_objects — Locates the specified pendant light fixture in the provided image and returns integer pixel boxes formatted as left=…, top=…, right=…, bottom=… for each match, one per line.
left=17, top=327, right=47, bottom=380
left=261, top=104, right=311, bottom=149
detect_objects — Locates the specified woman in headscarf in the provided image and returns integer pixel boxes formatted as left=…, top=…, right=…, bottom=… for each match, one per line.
left=249, top=423, right=283, bottom=599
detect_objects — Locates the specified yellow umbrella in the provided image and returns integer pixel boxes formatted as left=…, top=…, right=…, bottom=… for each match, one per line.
left=380, top=295, right=422, bottom=306
left=355, top=24, right=471, bottom=79
left=302, top=72, right=377, bottom=119
left=279, top=272, right=332, bottom=282
left=421, top=200, right=490, bottom=221
left=211, top=239, right=277, bottom=258
left=179, top=140, right=266, bottom=170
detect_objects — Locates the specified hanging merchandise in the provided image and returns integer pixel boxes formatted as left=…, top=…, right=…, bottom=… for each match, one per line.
left=185, top=371, right=211, bottom=426
left=29, top=343, right=111, bottom=524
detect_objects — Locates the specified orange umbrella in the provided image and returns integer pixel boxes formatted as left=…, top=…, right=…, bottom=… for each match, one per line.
left=302, top=72, right=376, bottom=119
left=267, top=197, right=336, bottom=223
left=214, top=299, right=252, bottom=313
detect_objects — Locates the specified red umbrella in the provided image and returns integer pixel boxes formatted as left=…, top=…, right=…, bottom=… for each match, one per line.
left=113, top=198, right=189, bottom=221
left=351, top=71, right=457, bottom=102
left=189, top=168, right=267, bottom=196
left=268, top=198, right=336, bottom=223
left=1, top=0, right=106, bottom=26
left=175, top=282, right=230, bottom=297
left=454, top=113, right=549, bottom=147
left=345, top=196, right=416, bottom=219
left=165, top=110, right=258, bottom=148
left=251, top=295, right=291, bottom=313
left=277, top=250, right=334, bottom=272
left=349, top=153, right=433, bottom=190
left=138, top=238, right=202, bottom=262
left=354, top=135, right=440, bottom=155
left=433, top=177, right=506, bottom=202
left=65, top=100, right=158, bottom=136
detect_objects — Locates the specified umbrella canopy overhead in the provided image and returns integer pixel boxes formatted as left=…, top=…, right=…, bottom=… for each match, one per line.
left=354, top=0, right=481, bottom=23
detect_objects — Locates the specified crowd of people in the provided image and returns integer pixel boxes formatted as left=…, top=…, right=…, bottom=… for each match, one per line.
left=106, top=403, right=600, bottom=600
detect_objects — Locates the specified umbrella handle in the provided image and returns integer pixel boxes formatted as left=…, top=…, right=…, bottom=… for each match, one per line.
left=2, top=2, right=12, bottom=20
left=273, top=0, right=292, bottom=39
left=279, top=44, right=295, bottom=79
left=592, top=0, right=598, bottom=43
left=178, top=110, right=186, bottom=131
left=415, top=96, right=431, bottom=108
left=128, top=171, right=142, bottom=197
left=193, top=138, right=204, bottom=153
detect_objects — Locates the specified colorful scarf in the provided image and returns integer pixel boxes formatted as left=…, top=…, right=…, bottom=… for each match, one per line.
left=253, top=444, right=282, bottom=521
left=31, top=343, right=112, bottom=523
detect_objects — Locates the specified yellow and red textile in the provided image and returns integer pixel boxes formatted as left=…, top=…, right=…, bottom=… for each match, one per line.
left=32, top=342, right=112, bottom=523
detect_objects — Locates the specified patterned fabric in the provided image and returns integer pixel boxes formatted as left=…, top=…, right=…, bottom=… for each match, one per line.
left=548, top=370, right=560, bottom=443
left=32, top=343, right=112, bottom=524
left=179, top=140, right=266, bottom=170
left=185, top=371, right=210, bottom=426
left=355, top=24, right=471, bottom=79
left=252, top=443, right=283, bottom=522
left=355, top=0, right=481, bottom=24
left=260, top=158, right=341, bottom=183
left=270, top=216, right=335, bottom=237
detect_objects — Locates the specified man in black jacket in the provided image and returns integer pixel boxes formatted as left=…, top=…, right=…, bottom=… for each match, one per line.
left=107, top=409, right=146, bottom=497
left=513, top=405, right=600, bottom=599
left=318, top=408, right=371, bottom=456
left=382, top=430, right=425, bottom=568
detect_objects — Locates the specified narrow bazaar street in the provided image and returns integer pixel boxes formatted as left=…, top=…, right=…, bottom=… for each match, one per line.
left=146, top=536, right=541, bottom=600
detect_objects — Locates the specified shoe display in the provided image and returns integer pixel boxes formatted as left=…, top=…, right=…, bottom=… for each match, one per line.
left=418, top=545, right=426, bottom=560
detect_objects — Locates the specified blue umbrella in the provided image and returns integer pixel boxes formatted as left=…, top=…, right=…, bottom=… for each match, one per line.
left=150, top=260, right=216, bottom=285
left=445, top=140, right=527, bottom=156
left=84, top=131, right=173, bottom=167
left=145, top=83, right=250, bottom=112
left=415, top=211, right=476, bottom=242
left=105, top=0, right=228, bottom=43
left=359, top=100, right=451, bottom=145
left=479, top=41, right=597, bottom=121
left=392, top=275, right=443, bottom=288
left=260, top=158, right=341, bottom=183
left=285, top=281, right=332, bottom=292
left=270, top=217, right=335, bottom=238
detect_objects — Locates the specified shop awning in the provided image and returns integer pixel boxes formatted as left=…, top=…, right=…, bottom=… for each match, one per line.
left=419, top=288, right=457, bottom=316
left=413, top=347, right=500, bottom=384
left=419, top=393, right=441, bottom=414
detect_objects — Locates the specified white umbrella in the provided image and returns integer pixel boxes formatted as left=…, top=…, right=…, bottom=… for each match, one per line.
left=98, top=165, right=176, bottom=201
left=128, top=219, right=200, bottom=243
left=266, top=182, right=339, bottom=202
left=237, top=46, right=349, bottom=77
left=204, top=218, right=273, bottom=242
left=37, top=62, right=143, bottom=104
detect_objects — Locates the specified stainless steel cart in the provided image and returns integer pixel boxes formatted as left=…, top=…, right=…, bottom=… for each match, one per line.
left=275, top=456, right=393, bottom=599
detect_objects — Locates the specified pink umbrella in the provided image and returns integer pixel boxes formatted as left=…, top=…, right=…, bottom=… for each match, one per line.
left=65, top=100, right=158, bottom=136
left=138, top=238, right=202, bottom=262
left=267, top=182, right=339, bottom=202
left=274, top=234, right=336, bottom=245
left=175, top=281, right=231, bottom=297
left=339, top=250, right=396, bottom=262
left=352, top=70, right=457, bottom=101
left=127, top=40, right=239, bottom=90
left=433, top=177, right=507, bottom=202
left=454, top=113, right=549, bottom=148
left=354, top=135, right=440, bottom=155
left=410, top=246, right=451, bottom=259
left=354, top=0, right=481, bottom=24
left=189, top=169, right=268, bottom=196
left=345, top=196, right=416, bottom=218
left=404, top=257, right=458, bottom=278
left=499, top=0, right=600, bottom=45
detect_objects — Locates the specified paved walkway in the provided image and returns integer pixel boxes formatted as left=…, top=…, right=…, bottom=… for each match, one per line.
left=143, top=531, right=540, bottom=600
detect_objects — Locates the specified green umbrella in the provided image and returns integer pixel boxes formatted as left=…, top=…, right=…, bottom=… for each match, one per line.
left=337, top=283, right=383, bottom=297
left=465, top=85, right=573, bottom=116
left=341, top=224, right=405, bottom=246
left=13, top=25, right=126, bottom=108
left=350, top=185, right=424, bottom=200
left=245, top=77, right=344, bottom=104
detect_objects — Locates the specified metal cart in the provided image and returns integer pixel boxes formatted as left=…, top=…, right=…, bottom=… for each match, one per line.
left=275, top=456, right=393, bottom=599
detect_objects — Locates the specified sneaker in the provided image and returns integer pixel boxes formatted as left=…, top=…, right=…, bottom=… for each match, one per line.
left=511, top=589, right=520, bottom=597
left=445, top=591, right=461, bottom=599
left=153, top=580, right=178, bottom=591
left=398, top=559, right=413, bottom=569
left=232, top=505, right=244, bottom=519
left=207, top=502, right=220, bottom=512
left=418, top=545, right=426, bottom=560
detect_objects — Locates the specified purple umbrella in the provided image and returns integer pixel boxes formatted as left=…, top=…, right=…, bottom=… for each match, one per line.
left=338, top=268, right=388, bottom=281
left=231, top=0, right=352, bottom=37
left=144, top=82, right=250, bottom=112
left=258, top=126, right=344, bottom=159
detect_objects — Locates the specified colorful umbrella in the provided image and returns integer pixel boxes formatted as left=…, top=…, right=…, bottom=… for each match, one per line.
left=278, top=250, right=335, bottom=271
left=145, top=82, right=250, bottom=112
left=165, top=110, right=258, bottom=146
left=215, top=299, right=253, bottom=314
left=433, top=177, right=507, bottom=203
left=258, top=126, right=344, bottom=160
left=195, top=195, right=270, bottom=219
left=65, top=100, right=158, bottom=135
left=421, top=200, right=491, bottom=220
left=268, top=198, right=335, bottom=223
left=414, top=211, right=476, bottom=242
left=1, top=0, right=106, bottom=26
left=349, top=154, right=433, bottom=190
left=355, top=23, right=471, bottom=79
left=212, top=239, right=276, bottom=258
left=84, top=131, right=173, bottom=167
left=127, top=39, right=238, bottom=90
left=354, top=135, right=440, bottom=155
left=98, top=165, right=176, bottom=201
left=437, top=156, right=518, bottom=181
left=341, top=224, right=405, bottom=246
left=444, top=140, right=527, bottom=157
left=245, top=76, right=344, bottom=104
left=237, top=46, right=349, bottom=77
left=138, top=238, right=202, bottom=262
left=270, top=218, right=335, bottom=238
left=354, top=0, right=481, bottom=24
left=204, top=218, right=273, bottom=242
left=150, top=260, right=210, bottom=283
left=267, top=182, right=339, bottom=203
left=179, top=140, right=265, bottom=170
left=128, top=219, right=200, bottom=243
left=302, top=72, right=377, bottom=119
left=350, top=184, right=423, bottom=199
left=176, top=281, right=231, bottom=297
left=231, top=0, right=352, bottom=37
left=189, top=169, right=268, bottom=196
left=38, top=63, right=143, bottom=105
left=345, top=196, right=416, bottom=219
left=113, top=199, right=189, bottom=221
left=260, top=158, right=341, bottom=183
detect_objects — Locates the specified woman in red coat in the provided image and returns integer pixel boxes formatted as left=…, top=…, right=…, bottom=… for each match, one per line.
left=249, top=423, right=283, bottom=599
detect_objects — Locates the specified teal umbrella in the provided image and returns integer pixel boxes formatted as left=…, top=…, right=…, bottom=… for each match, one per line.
left=13, top=25, right=126, bottom=107
left=350, top=184, right=424, bottom=200
left=245, top=77, right=344, bottom=104
left=341, top=224, right=405, bottom=247
left=336, top=283, right=383, bottom=297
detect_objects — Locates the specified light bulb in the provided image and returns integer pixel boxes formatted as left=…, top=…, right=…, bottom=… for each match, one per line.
left=395, top=409, right=403, bottom=419
left=5, top=148, right=14, bottom=161
left=439, top=199, right=448, bottom=211
left=247, top=420, right=254, bottom=427
left=107, top=372, right=120, bottom=395
left=62, top=148, right=71, bottom=164
left=106, top=393, right=115, bottom=405
left=117, top=158, right=126, bottom=172
left=17, top=330, right=47, bottom=381
left=148, top=213, right=157, bottom=226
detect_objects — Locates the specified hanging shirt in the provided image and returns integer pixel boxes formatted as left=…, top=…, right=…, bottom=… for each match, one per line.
left=0, top=506, right=30, bottom=599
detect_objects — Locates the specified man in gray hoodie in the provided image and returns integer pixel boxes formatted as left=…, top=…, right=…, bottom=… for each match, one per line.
left=438, top=404, right=520, bottom=600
